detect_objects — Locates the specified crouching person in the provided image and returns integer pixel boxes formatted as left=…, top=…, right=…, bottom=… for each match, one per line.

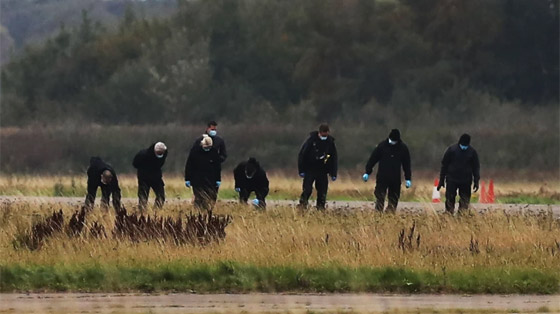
left=85, top=157, right=122, bottom=213
left=184, top=135, right=221, bottom=211
left=234, top=157, right=269, bottom=209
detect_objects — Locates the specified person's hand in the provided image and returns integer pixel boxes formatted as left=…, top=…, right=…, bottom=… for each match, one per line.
left=216, top=181, right=221, bottom=188
left=405, top=180, right=412, bottom=188
left=185, top=181, right=191, bottom=188
left=235, top=187, right=241, bottom=193
left=362, top=174, right=369, bottom=182
left=331, top=176, right=337, bottom=182
left=252, top=199, right=260, bottom=206
left=437, top=180, right=444, bottom=191
left=299, top=173, right=305, bottom=178
left=473, top=182, right=479, bottom=192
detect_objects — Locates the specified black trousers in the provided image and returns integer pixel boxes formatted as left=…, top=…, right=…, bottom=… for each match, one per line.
left=299, top=171, right=328, bottom=209
left=193, top=185, right=218, bottom=211
left=239, top=188, right=267, bottom=208
left=84, top=184, right=120, bottom=212
left=445, top=181, right=471, bottom=213
left=374, top=179, right=401, bottom=212
left=138, top=178, right=165, bottom=210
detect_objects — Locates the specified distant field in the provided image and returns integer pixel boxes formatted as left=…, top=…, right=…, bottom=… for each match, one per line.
left=1, top=200, right=559, bottom=293
left=1, top=174, right=559, bottom=204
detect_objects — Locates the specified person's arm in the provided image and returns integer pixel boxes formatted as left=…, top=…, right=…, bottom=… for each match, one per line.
left=402, top=145, right=412, bottom=181
left=329, top=141, right=338, bottom=178
left=472, top=149, right=480, bottom=185
left=215, top=152, right=222, bottom=182
left=365, top=145, right=381, bottom=175
left=261, top=172, right=270, bottom=197
left=439, top=147, right=452, bottom=184
left=298, top=138, right=310, bottom=174
left=184, top=151, right=194, bottom=181
left=84, top=179, right=97, bottom=209
left=233, top=163, right=243, bottom=189
left=219, top=139, right=227, bottom=163
left=132, top=151, right=143, bottom=169
left=111, top=176, right=122, bottom=211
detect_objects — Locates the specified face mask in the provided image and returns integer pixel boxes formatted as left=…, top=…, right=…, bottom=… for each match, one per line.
left=156, top=153, right=164, bottom=159
left=203, top=147, right=211, bottom=152
left=388, top=139, right=397, bottom=145
left=319, top=136, right=328, bottom=141
left=460, top=144, right=469, bottom=151
left=208, top=130, right=217, bottom=137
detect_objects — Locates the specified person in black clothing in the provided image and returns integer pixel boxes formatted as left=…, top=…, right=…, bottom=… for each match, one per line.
left=133, top=142, right=168, bottom=210
left=234, top=157, right=269, bottom=209
left=84, top=157, right=122, bottom=212
left=298, top=124, right=338, bottom=210
left=437, top=134, right=480, bottom=214
left=191, top=121, right=227, bottom=163
left=185, top=134, right=222, bottom=211
left=362, top=129, right=412, bottom=212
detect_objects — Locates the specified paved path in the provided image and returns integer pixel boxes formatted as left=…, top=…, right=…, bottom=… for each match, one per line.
left=1, top=293, right=559, bottom=313
left=1, top=195, right=558, bottom=218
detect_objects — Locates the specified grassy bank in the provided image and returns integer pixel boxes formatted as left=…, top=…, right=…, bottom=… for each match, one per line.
left=1, top=174, right=559, bottom=204
left=1, top=262, right=558, bottom=294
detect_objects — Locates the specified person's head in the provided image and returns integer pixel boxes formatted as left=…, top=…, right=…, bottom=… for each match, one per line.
left=388, top=129, right=401, bottom=145
left=459, top=133, right=471, bottom=150
left=245, top=157, right=258, bottom=179
left=318, top=123, right=330, bottom=140
left=154, top=142, right=167, bottom=158
left=206, top=121, right=218, bottom=137
left=100, top=170, right=113, bottom=185
left=201, top=134, right=213, bottom=151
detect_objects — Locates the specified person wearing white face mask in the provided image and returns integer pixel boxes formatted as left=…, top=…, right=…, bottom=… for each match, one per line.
left=133, top=142, right=168, bottom=210
left=184, top=134, right=222, bottom=211
left=191, top=121, right=227, bottom=163
left=437, top=133, right=480, bottom=214
left=362, top=129, right=412, bottom=213
left=297, top=123, right=338, bottom=210
left=233, top=157, right=269, bottom=209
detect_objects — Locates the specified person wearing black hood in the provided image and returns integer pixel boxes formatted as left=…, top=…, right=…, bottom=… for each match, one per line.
left=85, top=157, right=122, bottom=212
left=233, top=157, right=269, bottom=209
left=191, top=121, right=227, bottom=163
left=297, top=123, right=338, bottom=210
left=362, top=129, right=412, bottom=212
left=437, top=134, right=480, bottom=214
left=185, top=134, right=222, bottom=211
left=133, top=142, right=168, bottom=210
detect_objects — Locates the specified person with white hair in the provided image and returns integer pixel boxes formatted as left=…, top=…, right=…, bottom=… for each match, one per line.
left=184, top=134, right=222, bottom=211
left=85, top=157, right=122, bottom=212
left=133, top=141, right=168, bottom=210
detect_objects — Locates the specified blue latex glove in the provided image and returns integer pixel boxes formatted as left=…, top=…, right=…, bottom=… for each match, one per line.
left=299, top=173, right=305, bottom=178
left=252, top=199, right=260, bottom=206
left=216, top=181, right=221, bottom=188
left=405, top=180, right=412, bottom=188
left=235, top=187, right=241, bottom=193
left=331, top=176, right=337, bottom=182
left=362, top=174, right=369, bottom=182
left=185, top=181, right=191, bottom=188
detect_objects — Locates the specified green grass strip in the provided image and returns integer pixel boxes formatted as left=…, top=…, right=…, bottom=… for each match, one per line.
left=1, top=262, right=558, bottom=294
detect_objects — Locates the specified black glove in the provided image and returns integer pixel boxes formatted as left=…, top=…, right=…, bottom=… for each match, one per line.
left=473, top=182, right=479, bottom=192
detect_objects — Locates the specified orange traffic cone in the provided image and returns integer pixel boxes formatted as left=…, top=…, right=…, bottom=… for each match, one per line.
left=432, top=179, right=441, bottom=203
left=480, top=181, right=487, bottom=203
left=488, top=179, right=495, bottom=203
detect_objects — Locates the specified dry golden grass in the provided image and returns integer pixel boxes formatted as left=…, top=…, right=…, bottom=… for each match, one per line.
left=1, top=200, right=559, bottom=273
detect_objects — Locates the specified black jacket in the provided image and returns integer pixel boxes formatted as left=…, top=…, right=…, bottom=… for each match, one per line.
left=233, top=161, right=269, bottom=196
left=132, top=143, right=168, bottom=182
left=365, top=139, right=412, bottom=182
left=439, top=144, right=480, bottom=185
left=192, top=134, right=227, bottom=163
left=184, top=146, right=222, bottom=187
left=87, top=157, right=121, bottom=196
left=298, top=131, right=338, bottom=176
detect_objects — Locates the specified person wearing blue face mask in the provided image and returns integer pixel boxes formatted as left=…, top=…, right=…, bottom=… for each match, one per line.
left=437, top=133, right=480, bottom=214
left=191, top=121, right=227, bottom=163
left=362, top=129, right=412, bottom=213
left=133, top=142, right=168, bottom=210
left=297, top=123, right=338, bottom=210
left=184, top=134, right=222, bottom=211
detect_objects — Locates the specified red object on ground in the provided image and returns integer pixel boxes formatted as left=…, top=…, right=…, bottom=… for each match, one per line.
left=432, top=179, right=441, bottom=203
left=480, top=181, right=487, bottom=203
left=488, top=179, right=495, bottom=203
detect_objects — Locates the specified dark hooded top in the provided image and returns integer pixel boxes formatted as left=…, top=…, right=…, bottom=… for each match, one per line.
left=233, top=158, right=269, bottom=196
left=439, top=144, right=480, bottom=185
left=87, top=157, right=121, bottom=194
left=365, top=138, right=412, bottom=182
left=133, top=142, right=168, bottom=182
left=192, top=134, right=227, bottom=163
left=184, top=146, right=222, bottom=187
left=298, top=131, right=338, bottom=176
